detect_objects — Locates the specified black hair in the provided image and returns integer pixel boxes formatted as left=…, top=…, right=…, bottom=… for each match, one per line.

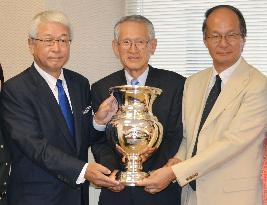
left=202, top=5, right=247, bottom=38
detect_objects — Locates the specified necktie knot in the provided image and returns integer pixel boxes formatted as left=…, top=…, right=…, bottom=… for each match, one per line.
left=131, top=79, right=139, bottom=86
left=56, top=79, right=63, bottom=88
left=214, top=74, right=222, bottom=90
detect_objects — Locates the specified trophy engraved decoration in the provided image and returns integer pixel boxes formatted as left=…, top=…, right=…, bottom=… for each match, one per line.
left=106, top=85, right=163, bottom=186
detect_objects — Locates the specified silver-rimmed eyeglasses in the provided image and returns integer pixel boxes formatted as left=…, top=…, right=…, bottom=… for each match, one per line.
left=206, top=32, right=242, bottom=44
left=118, top=39, right=150, bottom=50
left=31, top=38, right=71, bottom=47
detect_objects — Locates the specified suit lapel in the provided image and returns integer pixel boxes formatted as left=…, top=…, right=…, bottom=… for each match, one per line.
left=29, top=65, right=76, bottom=151
left=145, top=65, right=159, bottom=87
left=117, top=69, right=127, bottom=85
left=64, top=71, right=82, bottom=153
left=191, top=69, right=213, bottom=141
left=201, top=59, right=250, bottom=130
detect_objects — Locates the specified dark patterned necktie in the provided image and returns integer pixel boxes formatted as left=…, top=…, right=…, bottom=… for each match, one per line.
left=189, top=74, right=221, bottom=190
left=56, top=79, right=75, bottom=139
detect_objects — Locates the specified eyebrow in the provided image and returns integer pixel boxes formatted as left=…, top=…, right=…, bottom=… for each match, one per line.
left=39, top=33, right=69, bottom=38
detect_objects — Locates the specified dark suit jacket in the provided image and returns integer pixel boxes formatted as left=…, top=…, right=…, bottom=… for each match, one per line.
left=0, top=68, right=10, bottom=205
left=0, top=119, right=10, bottom=205
left=0, top=64, right=4, bottom=88
left=1, top=64, right=93, bottom=205
left=91, top=65, right=185, bottom=205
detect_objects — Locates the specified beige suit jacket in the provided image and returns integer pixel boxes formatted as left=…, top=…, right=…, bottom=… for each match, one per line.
left=172, top=58, right=267, bottom=205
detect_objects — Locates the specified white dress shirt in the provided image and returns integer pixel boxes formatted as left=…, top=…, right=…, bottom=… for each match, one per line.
left=34, top=62, right=72, bottom=110
left=124, top=67, right=149, bottom=86
left=205, top=57, right=242, bottom=99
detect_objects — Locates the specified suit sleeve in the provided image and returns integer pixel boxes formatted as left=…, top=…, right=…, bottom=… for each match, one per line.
left=0, top=92, right=11, bottom=180
left=1, top=84, right=86, bottom=187
left=90, top=84, right=121, bottom=171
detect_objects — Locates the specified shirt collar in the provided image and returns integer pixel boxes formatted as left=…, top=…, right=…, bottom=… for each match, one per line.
left=34, top=62, right=65, bottom=90
left=212, top=57, right=242, bottom=86
left=124, top=67, right=149, bottom=86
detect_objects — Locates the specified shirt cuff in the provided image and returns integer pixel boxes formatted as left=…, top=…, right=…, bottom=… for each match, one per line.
left=93, top=117, right=106, bottom=131
left=76, top=163, right=88, bottom=184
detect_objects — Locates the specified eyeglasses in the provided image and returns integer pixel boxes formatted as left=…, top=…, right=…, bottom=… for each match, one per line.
left=118, top=39, right=150, bottom=50
left=31, top=38, right=71, bottom=47
left=206, top=33, right=242, bottom=44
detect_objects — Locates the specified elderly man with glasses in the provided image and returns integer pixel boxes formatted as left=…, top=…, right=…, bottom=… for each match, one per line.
left=1, top=11, right=119, bottom=205
left=91, top=15, right=185, bottom=205
left=139, top=5, right=267, bottom=205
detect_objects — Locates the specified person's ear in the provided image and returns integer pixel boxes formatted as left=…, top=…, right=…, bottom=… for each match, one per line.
left=203, top=36, right=208, bottom=48
left=112, top=40, right=120, bottom=58
left=149, top=38, right=157, bottom=55
left=240, top=37, right=246, bottom=52
left=28, top=38, right=35, bottom=55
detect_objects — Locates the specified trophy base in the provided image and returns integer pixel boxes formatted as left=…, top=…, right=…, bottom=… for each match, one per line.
left=116, top=171, right=149, bottom=186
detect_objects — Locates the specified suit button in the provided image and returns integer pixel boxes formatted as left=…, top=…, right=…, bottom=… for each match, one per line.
left=5, top=163, right=8, bottom=166
left=3, top=182, right=6, bottom=186
left=0, top=145, right=3, bottom=149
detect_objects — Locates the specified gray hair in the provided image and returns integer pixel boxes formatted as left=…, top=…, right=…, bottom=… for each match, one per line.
left=28, top=10, right=72, bottom=39
left=114, top=15, right=155, bottom=41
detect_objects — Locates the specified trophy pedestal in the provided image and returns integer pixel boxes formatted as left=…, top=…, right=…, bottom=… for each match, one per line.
left=117, top=171, right=149, bottom=186
left=116, top=153, right=149, bottom=186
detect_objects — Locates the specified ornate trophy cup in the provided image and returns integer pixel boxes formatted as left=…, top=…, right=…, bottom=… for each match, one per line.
left=106, top=85, right=163, bottom=186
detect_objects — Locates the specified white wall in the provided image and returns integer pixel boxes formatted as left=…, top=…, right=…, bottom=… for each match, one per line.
left=1, top=1, right=125, bottom=204
left=0, top=1, right=45, bottom=80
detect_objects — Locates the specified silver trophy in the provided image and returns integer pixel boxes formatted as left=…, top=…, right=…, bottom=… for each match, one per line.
left=106, top=85, right=163, bottom=186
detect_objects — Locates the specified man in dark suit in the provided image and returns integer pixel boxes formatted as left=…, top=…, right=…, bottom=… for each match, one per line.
left=1, top=11, right=118, bottom=205
left=91, top=15, right=185, bottom=205
left=0, top=64, right=10, bottom=205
